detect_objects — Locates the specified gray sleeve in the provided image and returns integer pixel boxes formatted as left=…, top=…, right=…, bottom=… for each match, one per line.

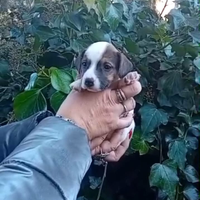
left=0, top=110, right=53, bottom=162
left=0, top=116, right=92, bottom=200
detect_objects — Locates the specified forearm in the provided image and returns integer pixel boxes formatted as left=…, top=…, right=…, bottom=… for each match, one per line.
left=0, top=111, right=53, bottom=162
left=0, top=117, right=92, bottom=200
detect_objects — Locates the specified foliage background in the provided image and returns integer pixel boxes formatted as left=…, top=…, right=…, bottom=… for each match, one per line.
left=0, top=0, right=199, bottom=200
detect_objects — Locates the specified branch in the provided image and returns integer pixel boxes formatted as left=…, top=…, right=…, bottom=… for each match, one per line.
left=160, top=0, right=168, bottom=17
left=96, top=161, right=108, bottom=200
left=157, top=128, right=163, bottom=163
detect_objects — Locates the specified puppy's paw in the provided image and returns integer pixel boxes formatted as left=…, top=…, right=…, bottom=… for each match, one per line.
left=70, top=79, right=82, bottom=91
left=124, top=71, right=141, bottom=85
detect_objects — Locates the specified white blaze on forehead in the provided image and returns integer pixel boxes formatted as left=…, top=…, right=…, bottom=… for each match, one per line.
left=81, top=42, right=109, bottom=91
left=85, top=41, right=109, bottom=61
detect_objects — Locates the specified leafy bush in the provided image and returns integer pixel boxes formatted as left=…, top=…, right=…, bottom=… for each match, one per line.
left=0, top=0, right=199, bottom=199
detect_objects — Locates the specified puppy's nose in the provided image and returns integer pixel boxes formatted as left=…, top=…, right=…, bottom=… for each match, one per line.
left=85, top=78, right=94, bottom=88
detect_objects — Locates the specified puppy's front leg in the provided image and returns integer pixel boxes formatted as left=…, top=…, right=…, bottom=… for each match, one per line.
left=124, top=71, right=141, bottom=85
left=119, top=110, right=135, bottom=145
left=70, top=79, right=82, bottom=91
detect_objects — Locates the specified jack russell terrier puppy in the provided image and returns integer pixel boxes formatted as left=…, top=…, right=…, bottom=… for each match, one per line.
left=70, top=41, right=141, bottom=152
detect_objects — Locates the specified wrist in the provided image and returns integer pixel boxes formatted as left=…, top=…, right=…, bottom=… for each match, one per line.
left=55, top=114, right=92, bottom=140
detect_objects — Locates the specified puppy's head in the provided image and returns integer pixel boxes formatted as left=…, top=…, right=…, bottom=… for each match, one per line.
left=74, top=41, right=134, bottom=92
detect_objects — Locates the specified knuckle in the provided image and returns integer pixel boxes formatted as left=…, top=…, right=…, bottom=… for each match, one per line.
left=101, top=135, right=106, bottom=141
left=107, top=120, right=114, bottom=130
left=104, top=106, right=110, bottom=113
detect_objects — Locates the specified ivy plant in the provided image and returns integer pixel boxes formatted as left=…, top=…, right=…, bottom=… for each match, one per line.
left=0, top=0, right=199, bottom=200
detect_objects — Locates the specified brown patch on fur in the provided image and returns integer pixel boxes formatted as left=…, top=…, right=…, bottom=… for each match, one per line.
left=101, top=44, right=120, bottom=82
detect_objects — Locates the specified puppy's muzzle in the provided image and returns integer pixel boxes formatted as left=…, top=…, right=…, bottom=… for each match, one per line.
left=85, top=78, right=94, bottom=88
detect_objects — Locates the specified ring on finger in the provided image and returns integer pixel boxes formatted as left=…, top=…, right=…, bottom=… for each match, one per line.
left=131, top=97, right=136, bottom=109
left=116, top=89, right=126, bottom=103
left=121, top=103, right=128, bottom=117
left=120, top=102, right=129, bottom=117
left=100, top=148, right=110, bottom=158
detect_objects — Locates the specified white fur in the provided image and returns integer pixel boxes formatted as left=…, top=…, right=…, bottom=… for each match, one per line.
left=81, top=42, right=109, bottom=91
left=111, top=72, right=140, bottom=150
left=120, top=110, right=135, bottom=144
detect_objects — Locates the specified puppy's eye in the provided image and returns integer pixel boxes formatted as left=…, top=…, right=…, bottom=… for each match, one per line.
left=104, top=64, right=112, bottom=70
left=82, top=61, right=87, bottom=67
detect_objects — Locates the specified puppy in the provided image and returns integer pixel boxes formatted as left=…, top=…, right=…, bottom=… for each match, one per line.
left=70, top=41, right=140, bottom=151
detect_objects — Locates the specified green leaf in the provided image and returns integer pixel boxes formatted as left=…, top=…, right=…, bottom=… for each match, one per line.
left=35, top=26, right=55, bottom=42
left=113, top=0, right=129, bottom=18
left=25, top=73, right=38, bottom=91
left=105, top=3, right=123, bottom=30
left=183, top=185, right=199, bottom=200
left=70, top=39, right=91, bottom=52
left=139, top=103, right=169, bottom=135
left=34, top=72, right=51, bottom=89
left=149, top=163, right=179, bottom=200
left=83, top=0, right=97, bottom=11
left=168, top=9, right=185, bottom=30
left=50, top=91, right=67, bottom=113
left=0, top=60, right=10, bottom=80
left=66, top=11, right=85, bottom=32
left=157, top=70, right=184, bottom=96
left=193, top=56, right=200, bottom=70
left=130, top=1, right=143, bottom=14
left=97, top=0, right=109, bottom=17
left=89, top=176, right=101, bottom=189
left=163, top=159, right=178, bottom=170
left=168, top=139, right=187, bottom=170
left=193, top=57, right=200, bottom=84
left=131, top=129, right=150, bottom=155
left=189, top=31, right=200, bottom=43
left=124, top=38, right=140, bottom=54
left=14, top=89, right=47, bottom=120
left=160, top=62, right=174, bottom=70
left=90, top=30, right=111, bottom=43
left=184, top=44, right=199, bottom=58
left=157, top=92, right=172, bottom=107
left=185, top=16, right=200, bottom=29
left=33, top=35, right=41, bottom=51
left=189, top=126, right=200, bottom=137
left=50, top=67, right=73, bottom=94
left=178, top=112, right=191, bottom=125
left=171, top=43, right=186, bottom=57
left=183, top=165, right=199, bottom=183
left=195, top=68, right=200, bottom=85
left=186, top=136, right=199, bottom=150
left=70, top=69, right=78, bottom=81
left=123, top=14, right=135, bottom=32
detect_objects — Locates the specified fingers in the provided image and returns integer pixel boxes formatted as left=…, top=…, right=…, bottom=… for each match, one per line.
left=111, top=81, right=142, bottom=104
left=118, top=98, right=136, bottom=116
left=89, top=134, right=107, bottom=151
left=91, top=145, right=101, bottom=156
left=105, top=135, right=131, bottom=162
left=100, top=129, right=125, bottom=153
left=116, top=113, right=132, bottom=130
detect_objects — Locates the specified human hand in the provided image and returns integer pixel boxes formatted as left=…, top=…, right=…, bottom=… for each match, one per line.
left=57, top=80, right=141, bottom=144
left=89, top=78, right=140, bottom=160
left=91, top=128, right=134, bottom=162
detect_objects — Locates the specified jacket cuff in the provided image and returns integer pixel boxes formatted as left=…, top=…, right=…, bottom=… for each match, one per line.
left=2, top=116, right=92, bottom=200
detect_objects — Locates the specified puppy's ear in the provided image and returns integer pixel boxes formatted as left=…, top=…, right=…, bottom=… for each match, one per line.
left=74, top=50, right=85, bottom=73
left=118, top=52, right=134, bottom=78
